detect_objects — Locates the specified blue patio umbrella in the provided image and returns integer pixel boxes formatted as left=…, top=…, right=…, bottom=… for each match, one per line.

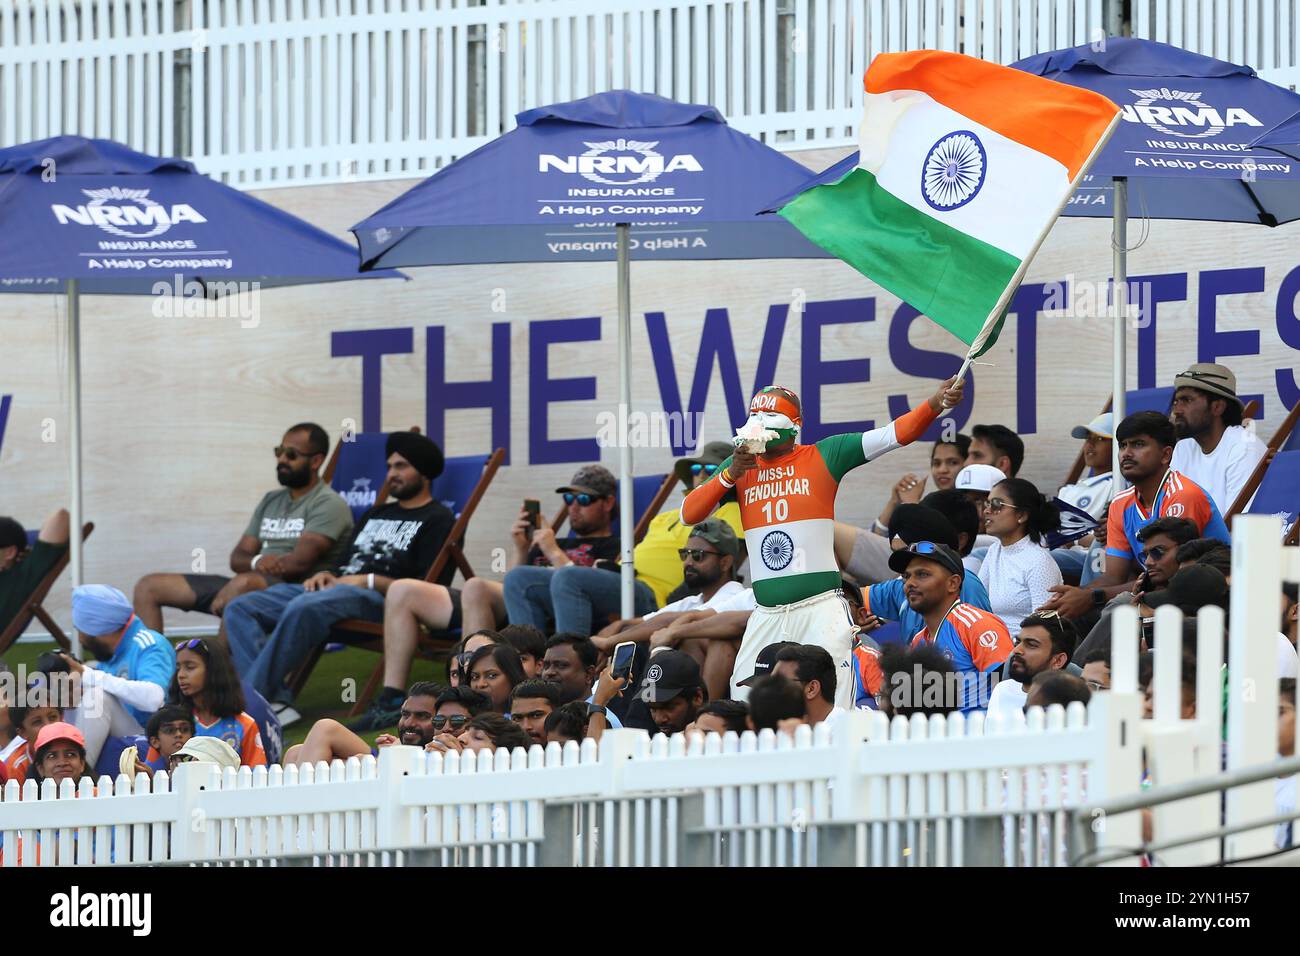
left=0, top=135, right=402, bottom=587
left=352, top=90, right=823, bottom=615
left=1012, top=37, right=1300, bottom=477
left=1251, top=109, right=1300, bottom=162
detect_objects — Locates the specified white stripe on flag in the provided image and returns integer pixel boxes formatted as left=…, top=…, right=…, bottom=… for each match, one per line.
left=857, top=89, right=1073, bottom=260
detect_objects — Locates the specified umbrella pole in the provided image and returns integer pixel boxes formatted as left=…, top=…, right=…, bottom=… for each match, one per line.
left=67, top=279, right=84, bottom=591
left=616, top=223, right=635, bottom=619
left=1111, top=177, right=1128, bottom=488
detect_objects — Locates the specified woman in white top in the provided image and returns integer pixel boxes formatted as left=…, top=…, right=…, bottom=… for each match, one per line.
left=978, top=478, right=1064, bottom=638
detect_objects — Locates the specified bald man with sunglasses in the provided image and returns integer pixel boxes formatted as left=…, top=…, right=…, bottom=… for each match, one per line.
left=133, top=423, right=353, bottom=631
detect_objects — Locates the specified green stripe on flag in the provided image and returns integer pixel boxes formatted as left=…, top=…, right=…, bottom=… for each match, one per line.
left=779, top=167, right=1019, bottom=351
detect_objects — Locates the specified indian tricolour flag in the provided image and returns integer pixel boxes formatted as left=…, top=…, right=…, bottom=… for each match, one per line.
left=777, top=49, right=1120, bottom=361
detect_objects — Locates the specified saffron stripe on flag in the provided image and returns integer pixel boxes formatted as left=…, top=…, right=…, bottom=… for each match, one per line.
left=866, top=49, right=1121, bottom=179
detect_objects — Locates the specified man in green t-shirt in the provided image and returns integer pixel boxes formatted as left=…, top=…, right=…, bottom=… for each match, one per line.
left=0, top=508, right=70, bottom=638
left=133, top=422, right=354, bottom=632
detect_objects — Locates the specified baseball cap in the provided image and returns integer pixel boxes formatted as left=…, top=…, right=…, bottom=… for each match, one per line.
left=1143, top=564, right=1229, bottom=612
left=674, top=441, right=733, bottom=487
left=736, top=641, right=799, bottom=687
left=1070, top=413, right=1114, bottom=440
left=34, top=721, right=85, bottom=754
left=1173, top=363, right=1243, bottom=410
left=887, top=541, right=965, bottom=579
left=955, top=464, right=1005, bottom=494
left=686, top=518, right=741, bottom=558
left=556, top=464, right=617, bottom=499
left=637, top=650, right=703, bottom=703
left=173, top=735, right=241, bottom=770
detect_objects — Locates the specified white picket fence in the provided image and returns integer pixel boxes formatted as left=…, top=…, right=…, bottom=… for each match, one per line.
left=2, top=515, right=1293, bottom=867
left=0, top=698, right=1140, bottom=866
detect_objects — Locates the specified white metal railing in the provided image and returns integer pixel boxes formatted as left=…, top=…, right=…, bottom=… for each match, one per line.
left=0, top=701, right=1138, bottom=866
left=0, top=0, right=1112, bottom=189
left=4, top=2, right=1297, bottom=192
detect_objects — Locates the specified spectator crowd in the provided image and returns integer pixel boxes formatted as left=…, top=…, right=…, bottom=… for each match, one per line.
left=1, top=360, right=1296, bottom=851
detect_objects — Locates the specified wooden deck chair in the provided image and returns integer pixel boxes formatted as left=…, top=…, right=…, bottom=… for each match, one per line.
left=1236, top=447, right=1300, bottom=545
left=1226, top=399, right=1300, bottom=522
left=282, top=448, right=506, bottom=713
left=1061, top=389, right=1261, bottom=487
left=0, top=522, right=94, bottom=656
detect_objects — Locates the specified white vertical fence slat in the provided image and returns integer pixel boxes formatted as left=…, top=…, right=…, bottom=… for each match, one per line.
left=0, top=1, right=1285, bottom=185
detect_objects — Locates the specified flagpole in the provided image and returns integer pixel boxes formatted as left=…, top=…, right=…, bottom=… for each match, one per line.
left=616, top=223, right=635, bottom=620
left=1112, top=176, right=1129, bottom=487
left=68, top=279, right=83, bottom=594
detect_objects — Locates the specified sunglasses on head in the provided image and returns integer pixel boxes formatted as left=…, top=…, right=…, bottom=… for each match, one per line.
left=678, top=548, right=721, bottom=562
left=273, top=445, right=310, bottom=461
left=563, top=492, right=596, bottom=506
left=176, top=638, right=209, bottom=653
left=431, top=714, right=470, bottom=730
left=689, top=463, right=720, bottom=475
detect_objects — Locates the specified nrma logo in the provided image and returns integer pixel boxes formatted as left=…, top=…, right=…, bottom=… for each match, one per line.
left=1121, top=88, right=1263, bottom=139
left=344, top=476, right=377, bottom=510
left=51, top=187, right=207, bottom=238
left=538, top=139, right=703, bottom=184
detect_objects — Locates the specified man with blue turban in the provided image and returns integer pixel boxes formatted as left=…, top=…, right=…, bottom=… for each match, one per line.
left=59, top=584, right=176, bottom=766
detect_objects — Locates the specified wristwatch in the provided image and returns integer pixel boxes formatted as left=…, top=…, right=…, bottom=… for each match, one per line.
left=586, top=703, right=607, bottom=717
left=1092, top=588, right=1106, bottom=609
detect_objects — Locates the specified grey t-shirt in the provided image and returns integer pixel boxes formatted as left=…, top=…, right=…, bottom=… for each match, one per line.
left=243, top=480, right=354, bottom=573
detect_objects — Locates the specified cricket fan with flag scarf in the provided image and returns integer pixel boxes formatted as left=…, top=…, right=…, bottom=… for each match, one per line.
left=681, top=378, right=965, bottom=706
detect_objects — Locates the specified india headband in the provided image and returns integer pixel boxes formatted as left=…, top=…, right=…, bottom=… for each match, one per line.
left=748, top=388, right=802, bottom=426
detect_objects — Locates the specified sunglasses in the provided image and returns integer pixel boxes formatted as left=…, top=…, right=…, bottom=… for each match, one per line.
left=273, top=445, right=312, bottom=461
left=563, top=492, right=597, bottom=506
left=431, top=715, right=470, bottom=730
left=176, top=638, right=209, bottom=653
left=156, top=722, right=193, bottom=737
left=1145, top=545, right=1169, bottom=562
left=678, top=548, right=722, bottom=562
left=984, top=497, right=1019, bottom=514
left=1084, top=679, right=1109, bottom=692
left=689, top=463, right=720, bottom=475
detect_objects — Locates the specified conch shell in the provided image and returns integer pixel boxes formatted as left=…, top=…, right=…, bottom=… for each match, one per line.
left=733, top=420, right=780, bottom=454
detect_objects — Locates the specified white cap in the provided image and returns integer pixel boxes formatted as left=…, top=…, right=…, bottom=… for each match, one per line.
left=174, top=735, right=240, bottom=770
left=955, top=463, right=1006, bottom=493
left=1070, top=412, right=1114, bottom=440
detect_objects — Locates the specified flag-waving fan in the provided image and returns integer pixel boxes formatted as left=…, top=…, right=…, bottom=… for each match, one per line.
left=770, top=50, right=1120, bottom=376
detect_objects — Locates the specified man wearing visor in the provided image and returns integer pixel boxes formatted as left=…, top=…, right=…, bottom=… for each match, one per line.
left=682, top=377, right=965, bottom=707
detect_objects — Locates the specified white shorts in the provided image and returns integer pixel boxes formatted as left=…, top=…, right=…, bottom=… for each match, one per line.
left=731, top=589, right=855, bottom=709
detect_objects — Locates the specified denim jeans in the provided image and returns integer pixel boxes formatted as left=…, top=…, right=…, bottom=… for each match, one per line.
left=503, top=564, right=657, bottom=635
left=223, top=582, right=386, bottom=703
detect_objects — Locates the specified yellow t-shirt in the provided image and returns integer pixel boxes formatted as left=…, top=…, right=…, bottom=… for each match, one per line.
left=634, top=500, right=745, bottom=608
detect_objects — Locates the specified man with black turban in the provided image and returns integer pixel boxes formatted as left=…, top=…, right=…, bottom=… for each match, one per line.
left=222, top=431, right=455, bottom=725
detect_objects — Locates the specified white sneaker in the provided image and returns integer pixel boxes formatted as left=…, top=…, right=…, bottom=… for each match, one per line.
left=271, top=702, right=301, bottom=728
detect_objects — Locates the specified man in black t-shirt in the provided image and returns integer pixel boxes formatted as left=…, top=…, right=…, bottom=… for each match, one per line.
left=222, top=433, right=454, bottom=722
left=0, top=509, right=70, bottom=638
left=459, top=465, right=621, bottom=637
